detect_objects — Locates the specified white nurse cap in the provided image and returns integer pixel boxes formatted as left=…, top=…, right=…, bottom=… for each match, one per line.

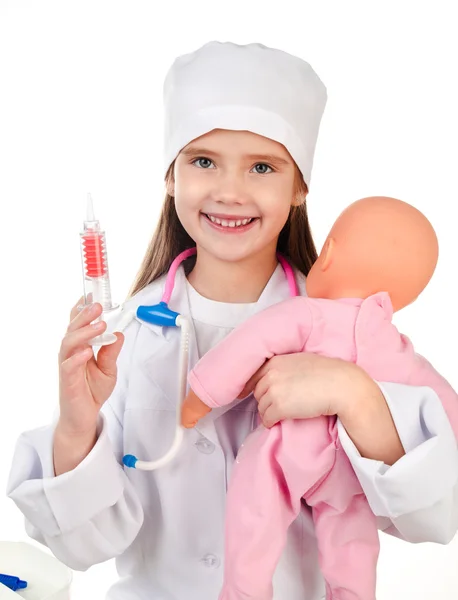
left=162, top=41, right=327, bottom=188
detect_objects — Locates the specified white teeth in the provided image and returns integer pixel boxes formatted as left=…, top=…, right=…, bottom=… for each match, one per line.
left=208, top=215, right=254, bottom=228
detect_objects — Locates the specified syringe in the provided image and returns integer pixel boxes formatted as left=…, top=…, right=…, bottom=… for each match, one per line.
left=80, top=193, right=119, bottom=346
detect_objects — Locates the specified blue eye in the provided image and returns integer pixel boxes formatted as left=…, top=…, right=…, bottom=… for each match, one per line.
left=192, top=158, right=274, bottom=174
left=193, top=158, right=214, bottom=169
left=252, top=164, right=273, bottom=174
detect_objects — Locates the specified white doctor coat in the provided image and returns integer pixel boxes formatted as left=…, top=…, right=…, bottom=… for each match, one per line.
left=6, top=264, right=458, bottom=600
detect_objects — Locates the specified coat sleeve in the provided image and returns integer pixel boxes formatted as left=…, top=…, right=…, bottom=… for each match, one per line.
left=338, top=382, right=458, bottom=544
left=5, top=317, right=145, bottom=571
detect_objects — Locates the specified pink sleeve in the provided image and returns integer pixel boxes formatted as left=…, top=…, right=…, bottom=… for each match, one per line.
left=188, top=296, right=313, bottom=408
left=354, top=293, right=458, bottom=439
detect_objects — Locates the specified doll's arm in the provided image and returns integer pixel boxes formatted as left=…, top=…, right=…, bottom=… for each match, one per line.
left=181, top=297, right=312, bottom=427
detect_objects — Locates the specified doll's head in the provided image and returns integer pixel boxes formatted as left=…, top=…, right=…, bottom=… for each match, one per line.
left=306, top=196, right=439, bottom=311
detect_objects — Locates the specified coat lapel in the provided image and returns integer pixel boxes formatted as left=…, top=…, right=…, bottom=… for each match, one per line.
left=124, top=267, right=221, bottom=448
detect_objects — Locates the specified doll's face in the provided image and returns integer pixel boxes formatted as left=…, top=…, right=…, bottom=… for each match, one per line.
left=171, top=129, right=299, bottom=265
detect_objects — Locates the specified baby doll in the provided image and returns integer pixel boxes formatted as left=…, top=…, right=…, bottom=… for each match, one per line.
left=181, top=196, right=458, bottom=600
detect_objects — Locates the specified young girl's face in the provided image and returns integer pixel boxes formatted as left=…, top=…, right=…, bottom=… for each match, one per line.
left=172, top=129, right=298, bottom=265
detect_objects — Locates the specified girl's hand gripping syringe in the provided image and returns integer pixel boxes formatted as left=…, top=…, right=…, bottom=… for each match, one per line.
left=55, top=299, right=125, bottom=476
left=80, top=194, right=119, bottom=346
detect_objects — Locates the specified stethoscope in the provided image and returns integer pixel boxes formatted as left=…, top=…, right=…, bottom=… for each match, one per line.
left=116, top=246, right=298, bottom=471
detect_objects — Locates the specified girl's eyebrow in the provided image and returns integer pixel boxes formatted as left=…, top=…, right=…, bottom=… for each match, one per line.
left=181, top=147, right=291, bottom=167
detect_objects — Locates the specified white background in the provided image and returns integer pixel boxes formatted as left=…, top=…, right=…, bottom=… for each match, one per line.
left=1, top=1, right=457, bottom=598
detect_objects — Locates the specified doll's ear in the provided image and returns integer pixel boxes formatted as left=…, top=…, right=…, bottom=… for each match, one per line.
left=320, top=237, right=335, bottom=271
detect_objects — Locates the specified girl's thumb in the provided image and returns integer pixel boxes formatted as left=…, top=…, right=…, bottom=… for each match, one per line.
left=96, top=332, right=125, bottom=377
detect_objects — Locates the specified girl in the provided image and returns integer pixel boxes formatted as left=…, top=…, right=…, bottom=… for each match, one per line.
left=7, top=41, right=458, bottom=600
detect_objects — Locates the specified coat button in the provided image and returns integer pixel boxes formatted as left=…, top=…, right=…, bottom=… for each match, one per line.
left=200, top=554, right=220, bottom=568
left=194, top=438, right=215, bottom=454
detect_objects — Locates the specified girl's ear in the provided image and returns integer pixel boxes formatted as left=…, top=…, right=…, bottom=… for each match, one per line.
left=291, top=186, right=308, bottom=207
left=166, top=180, right=175, bottom=196
left=320, top=237, right=335, bottom=271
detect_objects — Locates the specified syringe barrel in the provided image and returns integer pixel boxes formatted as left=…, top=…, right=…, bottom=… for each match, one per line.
left=80, top=228, right=116, bottom=311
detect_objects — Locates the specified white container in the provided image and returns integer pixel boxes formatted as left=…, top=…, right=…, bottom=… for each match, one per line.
left=0, top=542, right=72, bottom=600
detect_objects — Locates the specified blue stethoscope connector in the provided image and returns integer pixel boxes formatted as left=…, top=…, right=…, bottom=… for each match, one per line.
left=122, top=454, right=138, bottom=468
left=137, top=301, right=180, bottom=327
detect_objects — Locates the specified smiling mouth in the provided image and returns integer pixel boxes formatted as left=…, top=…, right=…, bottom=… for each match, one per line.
left=202, top=213, right=259, bottom=228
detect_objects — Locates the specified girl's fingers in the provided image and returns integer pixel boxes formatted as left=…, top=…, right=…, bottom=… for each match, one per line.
left=60, top=321, right=107, bottom=361
left=69, top=296, right=85, bottom=322
left=60, top=348, right=94, bottom=386
left=257, top=393, right=272, bottom=419
left=68, top=298, right=102, bottom=333
left=69, top=293, right=95, bottom=322
left=95, top=332, right=124, bottom=378
left=260, top=405, right=278, bottom=429
left=252, top=376, right=270, bottom=404
left=237, top=363, right=268, bottom=399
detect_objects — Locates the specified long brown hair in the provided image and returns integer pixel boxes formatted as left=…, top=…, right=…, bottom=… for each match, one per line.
left=127, top=162, right=318, bottom=298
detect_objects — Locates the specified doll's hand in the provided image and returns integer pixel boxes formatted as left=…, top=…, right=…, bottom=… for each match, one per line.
left=181, top=390, right=212, bottom=428
left=238, top=352, right=373, bottom=428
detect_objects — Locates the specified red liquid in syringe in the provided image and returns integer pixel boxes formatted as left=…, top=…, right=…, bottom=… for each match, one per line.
left=82, top=231, right=108, bottom=278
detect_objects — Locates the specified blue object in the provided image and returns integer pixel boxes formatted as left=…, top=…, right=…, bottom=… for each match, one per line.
left=123, top=454, right=138, bottom=468
left=137, top=302, right=180, bottom=327
left=0, top=573, right=28, bottom=591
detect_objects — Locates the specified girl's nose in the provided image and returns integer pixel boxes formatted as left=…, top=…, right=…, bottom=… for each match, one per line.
left=211, top=173, right=250, bottom=205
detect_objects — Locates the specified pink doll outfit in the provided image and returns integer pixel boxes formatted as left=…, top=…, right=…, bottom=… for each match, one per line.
left=188, top=292, right=458, bottom=600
